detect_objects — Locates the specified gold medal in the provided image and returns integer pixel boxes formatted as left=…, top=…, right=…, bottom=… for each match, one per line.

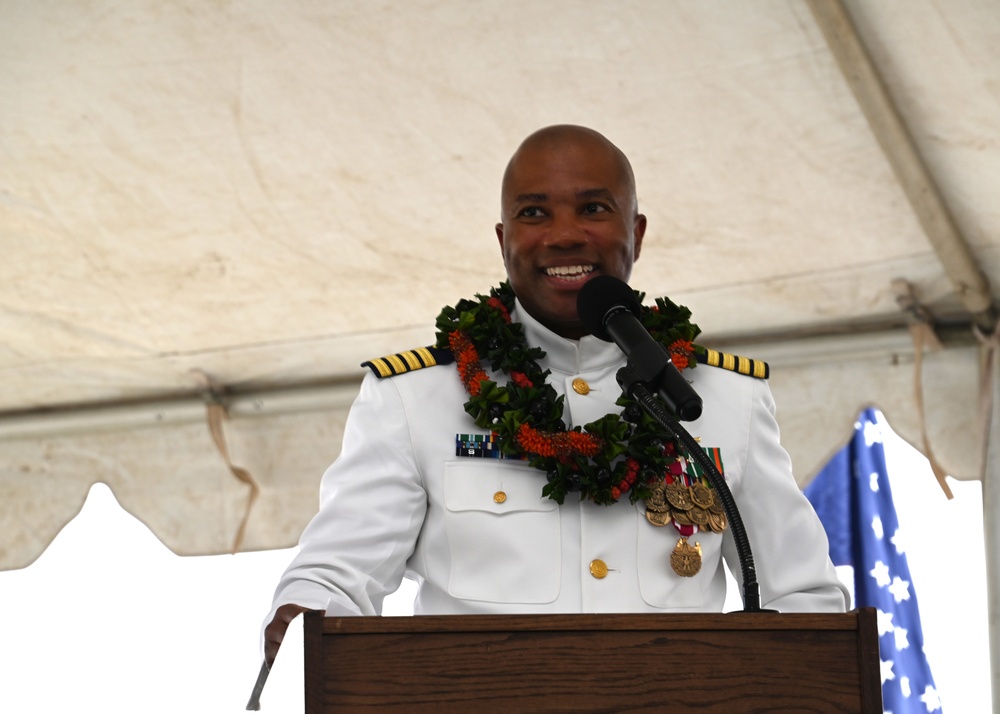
left=690, top=482, right=714, bottom=509
left=671, top=508, right=694, bottom=526
left=687, top=506, right=710, bottom=526
left=665, top=482, right=693, bottom=510
left=645, top=508, right=672, bottom=527
left=670, top=537, right=702, bottom=577
left=707, top=511, right=727, bottom=534
left=644, top=483, right=668, bottom=513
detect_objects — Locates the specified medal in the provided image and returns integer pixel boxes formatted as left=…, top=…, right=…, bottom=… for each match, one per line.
left=707, top=511, right=727, bottom=533
left=644, top=483, right=668, bottom=511
left=665, top=482, right=694, bottom=510
left=645, top=509, right=672, bottom=527
left=690, top=482, right=714, bottom=509
left=687, top=506, right=710, bottom=526
left=670, top=537, right=702, bottom=577
left=672, top=508, right=694, bottom=526
left=644, top=482, right=672, bottom=526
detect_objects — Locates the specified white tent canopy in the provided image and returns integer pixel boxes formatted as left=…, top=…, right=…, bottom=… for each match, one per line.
left=2, top=2, right=998, bottom=668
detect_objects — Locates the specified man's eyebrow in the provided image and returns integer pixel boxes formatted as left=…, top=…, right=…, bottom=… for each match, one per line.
left=513, top=192, right=547, bottom=203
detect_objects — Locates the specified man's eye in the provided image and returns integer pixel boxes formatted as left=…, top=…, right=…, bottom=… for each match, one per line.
left=582, top=203, right=608, bottom=214
left=519, top=207, right=545, bottom=218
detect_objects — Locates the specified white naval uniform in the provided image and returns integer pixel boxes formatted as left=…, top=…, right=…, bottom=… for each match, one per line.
left=265, top=302, right=849, bottom=625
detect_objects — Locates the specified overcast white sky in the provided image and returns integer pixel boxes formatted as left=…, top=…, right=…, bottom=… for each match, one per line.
left=0, top=414, right=991, bottom=713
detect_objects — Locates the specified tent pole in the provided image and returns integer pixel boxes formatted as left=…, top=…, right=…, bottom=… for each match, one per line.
left=987, top=346, right=1000, bottom=712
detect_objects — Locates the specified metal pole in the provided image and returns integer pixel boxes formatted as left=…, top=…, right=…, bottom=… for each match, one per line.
left=985, top=344, right=1000, bottom=712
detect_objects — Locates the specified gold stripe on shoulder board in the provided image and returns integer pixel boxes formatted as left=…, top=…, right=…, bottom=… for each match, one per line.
left=696, top=348, right=769, bottom=379
left=361, top=346, right=455, bottom=378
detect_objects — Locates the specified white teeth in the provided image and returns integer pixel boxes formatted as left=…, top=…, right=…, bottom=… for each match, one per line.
left=545, top=265, right=594, bottom=278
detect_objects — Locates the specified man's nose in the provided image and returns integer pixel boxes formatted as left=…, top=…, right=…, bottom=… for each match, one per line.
left=544, top=211, right=587, bottom=248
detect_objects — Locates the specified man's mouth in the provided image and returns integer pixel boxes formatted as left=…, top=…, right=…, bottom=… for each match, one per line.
left=543, top=265, right=595, bottom=282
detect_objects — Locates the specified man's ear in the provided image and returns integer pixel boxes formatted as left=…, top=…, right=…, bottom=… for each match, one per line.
left=633, top=214, right=647, bottom=262
left=495, top=222, right=505, bottom=250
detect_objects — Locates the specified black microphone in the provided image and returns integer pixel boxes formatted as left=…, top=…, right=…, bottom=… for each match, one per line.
left=577, top=275, right=703, bottom=421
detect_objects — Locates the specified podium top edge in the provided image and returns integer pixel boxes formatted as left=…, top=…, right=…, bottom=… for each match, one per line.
left=313, top=609, right=871, bottom=636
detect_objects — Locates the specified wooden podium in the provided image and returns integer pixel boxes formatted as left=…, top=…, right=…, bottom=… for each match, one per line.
left=303, top=609, right=881, bottom=712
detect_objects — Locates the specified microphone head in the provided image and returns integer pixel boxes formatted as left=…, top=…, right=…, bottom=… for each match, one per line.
left=577, top=275, right=642, bottom=341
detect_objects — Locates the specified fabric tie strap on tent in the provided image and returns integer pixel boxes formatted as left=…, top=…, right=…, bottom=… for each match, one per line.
left=192, top=370, right=260, bottom=553
left=894, top=279, right=952, bottom=499
left=910, top=323, right=953, bottom=500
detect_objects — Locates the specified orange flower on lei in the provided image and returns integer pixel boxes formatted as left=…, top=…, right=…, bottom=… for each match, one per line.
left=516, top=423, right=603, bottom=462
left=668, top=339, right=694, bottom=370
left=449, top=330, right=488, bottom=396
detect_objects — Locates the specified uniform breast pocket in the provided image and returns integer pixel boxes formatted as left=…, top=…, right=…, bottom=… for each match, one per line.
left=636, top=510, right=722, bottom=609
left=443, top=461, right=560, bottom=604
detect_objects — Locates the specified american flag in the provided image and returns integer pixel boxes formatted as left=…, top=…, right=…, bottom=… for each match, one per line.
left=804, top=408, right=942, bottom=713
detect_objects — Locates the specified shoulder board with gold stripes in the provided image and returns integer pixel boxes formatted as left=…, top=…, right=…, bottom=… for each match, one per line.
left=695, top=348, right=770, bottom=379
left=361, top=346, right=455, bottom=379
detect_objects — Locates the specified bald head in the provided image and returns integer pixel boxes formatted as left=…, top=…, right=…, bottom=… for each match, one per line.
left=501, top=125, right=640, bottom=219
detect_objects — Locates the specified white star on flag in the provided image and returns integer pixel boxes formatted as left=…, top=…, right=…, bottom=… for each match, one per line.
left=920, top=684, right=942, bottom=711
left=877, top=609, right=895, bottom=636
left=881, top=658, right=896, bottom=684
left=901, top=676, right=912, bottom=697
left=893, top=626, right=910, bottom=651
left=870, top=560, right=891, bottom=587
left=872, top=515, right=884, bottom=539
left=870, top=471, right=880, bottom=492
left=889, top=575, right=911, bottom=603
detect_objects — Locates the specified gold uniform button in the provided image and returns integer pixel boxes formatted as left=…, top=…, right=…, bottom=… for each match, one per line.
left=493, top=491, right=507, bottom=504
left=572, top=378, right=590, bottom=395
left=589, top=559, right=609, bottom=579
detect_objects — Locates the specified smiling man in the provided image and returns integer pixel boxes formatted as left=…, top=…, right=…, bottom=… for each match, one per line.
left=262, top=125, right=848, bottom=668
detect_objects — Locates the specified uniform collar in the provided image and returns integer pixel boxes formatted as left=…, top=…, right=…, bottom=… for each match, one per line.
left=513, top=299, right=625, bottom=375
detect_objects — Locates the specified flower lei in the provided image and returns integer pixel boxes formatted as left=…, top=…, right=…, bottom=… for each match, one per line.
left=434, top=281, right=704, bottom=506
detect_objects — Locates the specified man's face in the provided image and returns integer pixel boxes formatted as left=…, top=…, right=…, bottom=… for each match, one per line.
left=495, top=137, right=646, bottom=339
